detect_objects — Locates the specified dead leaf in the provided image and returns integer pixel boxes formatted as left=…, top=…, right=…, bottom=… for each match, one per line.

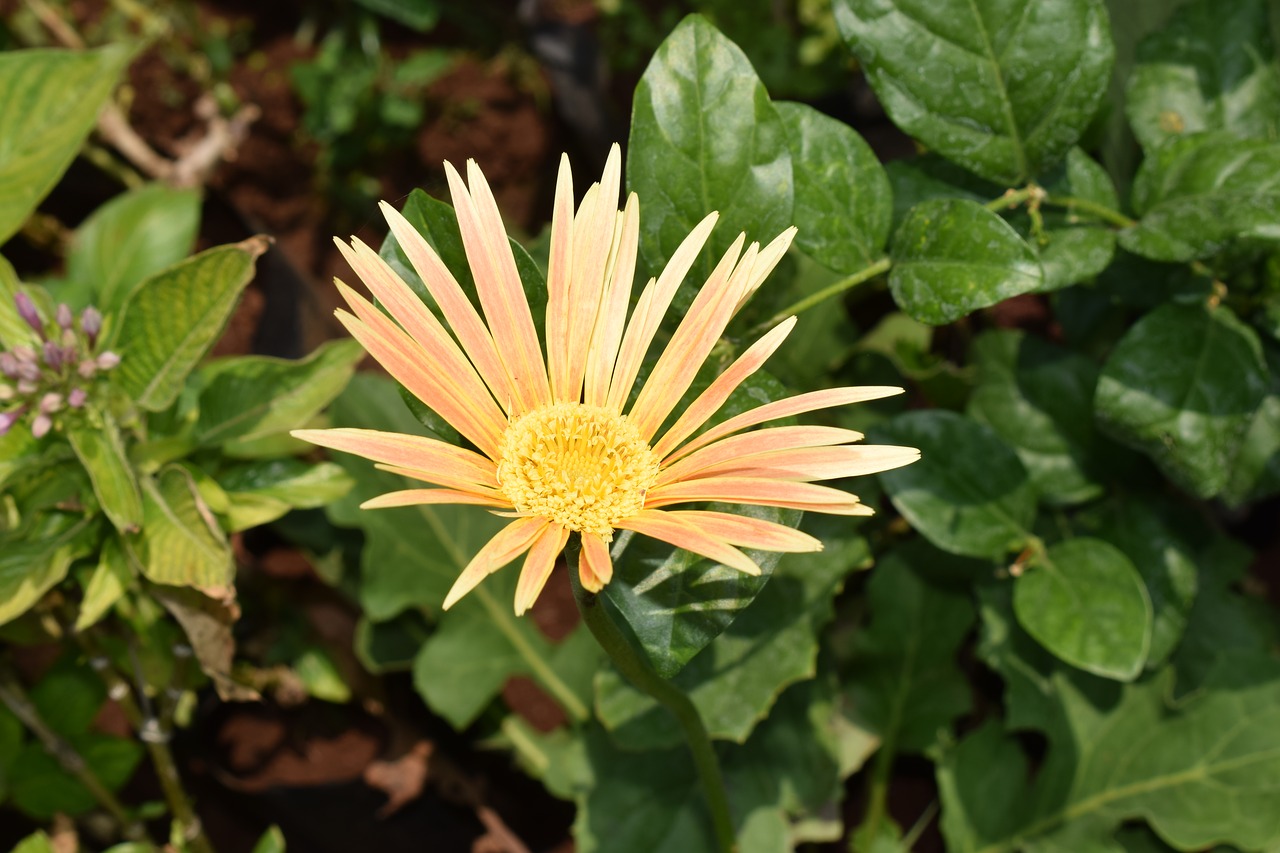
left=151, top=584, right=259, bottom=702
left=363, top=739, right=433, bottom=818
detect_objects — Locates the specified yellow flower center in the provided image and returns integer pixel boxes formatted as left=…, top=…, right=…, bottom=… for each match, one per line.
left=497, top=402, right=660, bottom=539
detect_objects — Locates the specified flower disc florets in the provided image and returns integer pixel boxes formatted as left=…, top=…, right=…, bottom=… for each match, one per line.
left=497, top=402, right=660, bottom=539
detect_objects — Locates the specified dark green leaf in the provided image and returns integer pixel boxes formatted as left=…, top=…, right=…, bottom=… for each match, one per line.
left=352, top=0, right=440, bottom=31
left=114, top=237, right=268, bottom=411
left=1224, top=394, right=1280, bottom=505
left=834, top=0, right=1114, bottom=184
left=0, top=45, right=133, bottom=243
left=871, top=410, right=1035, bottom=559
left=9, top=734, right=142, bottom=820
left=1014, top=537, right=1152, bottom=680
left=1095, top=303, right=1268, bottom=497
left=1126, top=0, right=1280, bottom=151
left=215, top=459, right=353, bottom=531
left=627, top=15, right=793, bottom=294
left=66, top=183, right=201, bottom=315
left=1121, top=134, right=1280, bottom=262
left=889, top=199, right=1043, bottom=325
left=776, top=101, right=891, bottom=272
left=354, top=611, right=430, bottom=675
left=1026, top=149, right=1119, bottom=292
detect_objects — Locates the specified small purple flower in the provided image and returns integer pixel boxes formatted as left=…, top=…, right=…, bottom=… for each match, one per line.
left=0, top=408, right=23, bottom=436
left=68, top=388, right=87, bottom=408
left=96, top=351, right=121, bottom=371
left=38, top=392, right=62, bottom=414
left=30, top=413, right=52, bottom=439
left=14, top=293, right=43, bottom=337
left=56, top=303, right=73, bottom=330
left=80, top=307, right=102, bottom=344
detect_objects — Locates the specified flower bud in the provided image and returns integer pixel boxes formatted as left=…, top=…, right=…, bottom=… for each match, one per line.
left=56, top=303, right=73, bottom=330
left=81, top=307, right=102, bottom=344
left=68, top=388, right=87, bottom=408
left=38, top=392, right=62, bottom=414
left=42, top=340, right=63, bottom=369
left=78, top=359, right=97, bottom=379
left=97, top=351, right=121, bottom=371
left=31, top=413, right=52, bottom=439
left=14, top=292, right=43, bottom=335
left=17, top=379, right=37, bottom=395
left=0, top=352, right=16, bottom=378
left=0, top=409, right=22, bottom=436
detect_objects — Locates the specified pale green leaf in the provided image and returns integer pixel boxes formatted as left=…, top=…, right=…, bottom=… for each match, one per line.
left=138, top=466, right=233, bottom=588
left=67, top=421, right=143, bottom=534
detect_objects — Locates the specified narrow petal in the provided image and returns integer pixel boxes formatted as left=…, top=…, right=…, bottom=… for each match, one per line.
left=651, top=316, right=796, bottom=460
left=380, top=201, right=516, bottom=412
left=646, top=477, right=873, bottom=516
left=361, top=489, right=511, bottom=509
left=546, top=154, right=576, bottom=401
left=670, top=444, right=922, bottom=482
left=514, top=524, right=571, bottom=615
left=447, top=160, right=550, bottom=413
left=584, top=193, right=640, bottom=407
left=372, top=463, right=505, bottom=498
left=664, top=386, right=905, bottom=465
left=663, top=510, right=823, bottom=552
left=606, top=212, right=718, bottom=411
left=443, top=517, right=550, bottom=610
left=291, top=428, right=498, bottom=486
left=616, top=509, right=761, bottom=576
left=579, top=533, right=613, bottom=592
left=658, top=425, right=866, bottom=485
left=735, top=227, right=797, bottom=313
left=330, top=305, right=504, bottom=457
left=629, top=235, right=752, bottom=439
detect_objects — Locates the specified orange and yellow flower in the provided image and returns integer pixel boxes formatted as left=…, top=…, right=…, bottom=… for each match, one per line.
left=294, top=146, right=919, bottom=615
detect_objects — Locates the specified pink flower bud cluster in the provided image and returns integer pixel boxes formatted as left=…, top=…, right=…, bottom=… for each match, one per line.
left=0, top=295, right=120, bottom=439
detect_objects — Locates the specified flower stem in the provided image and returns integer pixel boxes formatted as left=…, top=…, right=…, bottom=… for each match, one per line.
left=753, top=256, right=891, bottom=334
left=566, top=545, right=737, bottom=853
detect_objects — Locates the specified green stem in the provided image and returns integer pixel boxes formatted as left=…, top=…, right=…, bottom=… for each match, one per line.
left=1043, top=193, right=1136, bottom=228
left=566, top=544, right=736, bottom=853
left=0, top=659, right=153, bottom=847
left=753, top=256, right=891, bottom=334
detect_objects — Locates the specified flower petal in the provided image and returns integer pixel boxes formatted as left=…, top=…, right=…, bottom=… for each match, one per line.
left=629, top=234, right=752, bottom=439
left=651, top=316, right=796, bottom=460
left=661, top=510, right=822, bottom=552
left=606, top=212, right=719, bottom=411
left=447, top=160, right=550, bottom=414
left=371, top=463, right=505, bottom=498
left=328, top=304, right=505, bottom=457
left=616, top=509, right=761, bottom=576
left=361, top=489, right=511, bottom=509
left=584, top=192, right=640, bottom=407
left=735, top=227, right=797, bottom=313
left=443, top=517, right=550, bottom=610
left=291, top=428, right=498, bottom=484
left=664, top=386, right=905, bottom=465
left=671, top=444, right=922, bottom=482
left=546, top=154, right=576, bottom=401
left=579, top=533, right=613, bottom=591
left=646, top=477, right=873, bottom=516
left=380, top=201, right=516, bottom=412
left=658, top=425, right=866, bottom=485
left=514, top=524, right=571, bottom=615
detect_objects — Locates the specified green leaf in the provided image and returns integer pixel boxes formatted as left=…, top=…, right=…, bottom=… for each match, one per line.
left=1224, top=393, right=1280, bottom=505
left=1120, top=133, right=1280, bottom=262
left=1095, top=303, right=1268, bottom=497
left=138, top=466, right=233, bottom=588
left=1024, top=148, right=1119, bottom=292
left=114, top=237, right=269, bottom=411
left=0, top=517, right=93, bottom=626
left=352, top=0, right=440, bottom=31
left=216, top=459, right=353, bottom=531
left=66, top=183, right=201, bottom=315
left=596, top=517, right=865, bottom=748
left=627, top=14, right=793, bottom=294
left=1126, top=0, right=1280, bottom=152
left=967, top=330, right=1104, bottom=505
left=293, top=648, right=351, bottom=703
left=194, top=338, right=364, bottom=446
left=354, top=612, right=427, bottom=674
left=845, top=542, right=974, bottom=753
left=0, top=45, right=133, bottom=244
left=10, top=734, right=142, bottom=820
left=75, top=536, right=133, bottom=631
left=0, top=255, right=37, bottom=350
left=8, top=833, right=55, bottom=853
left=889, top=199, right=1043, bottom=325
left=775, top=101, right=891, bottom=273
left=67, top=420, right=143, bottom=534
left=833, top=0, right=1114, bottom=184
left=1014, top=537, right=1152, bottom=680
left=870, top=410, right=1035, bottom=559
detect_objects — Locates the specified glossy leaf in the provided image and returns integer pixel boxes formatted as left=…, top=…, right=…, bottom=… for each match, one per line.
left=114, top=237, right=268, bottom=411
left=1126, top=0, right=1280, bottom=151
left=1120, top=134, right=1280, bottom=262
left=66, top=183, right=201, bottom=315
left=67, top=421, right=143, bottom=534
left=833, top=0, right=1114, bottom=184
left=627, top=14, right=793, bottom=293
left=194, top=338, right=364, bottom=446
left=967, top=330, right=1104, bottom=505
left=1095, top=303, right=1268, bottom=497
left=1014, top=537, right=1152, bottom=680
left=0, top=45, right=133, bottom=243
left=889, top=199, right=1043, bottom=325
left=138, top=466, right=233, bottom=588
left=776, top=101, right=891, bottom=273
left=216, top=459, right=353, bottom=531
left=1024, top=148, right=1119, bottom=292
left=1225, top=394, right=1280, bottom=505
left=871, top=410, right=1035, bottom=559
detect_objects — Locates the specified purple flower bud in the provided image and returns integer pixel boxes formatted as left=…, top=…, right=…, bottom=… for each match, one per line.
left=96, top=351, right=121, bottom=371
left=56, top=303, right=73, bottom=330
left=68, top=388, right=87, bottom=408
left=14, top=292, right=43, bottom=336
left=17, top=379, right=37, bottom=395
left=0, top=352, right=16, bottom=378
left=38, top=392, right=62, bottom=414
left=0, top=408, right=24, bottom=436
left=60, top=329, right=76, bottom=349
left=42, top=340, right=62, bottom=369
left=78, top=359, right=97, bottom=379
left=80, top=307, right=102, bottom=344
left=30, top=413, right=52, bottom=439
left=16, top=360, right=39, bottom=383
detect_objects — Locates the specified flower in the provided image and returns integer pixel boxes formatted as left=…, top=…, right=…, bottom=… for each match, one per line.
left=294, top=146, right=919, bottom=615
